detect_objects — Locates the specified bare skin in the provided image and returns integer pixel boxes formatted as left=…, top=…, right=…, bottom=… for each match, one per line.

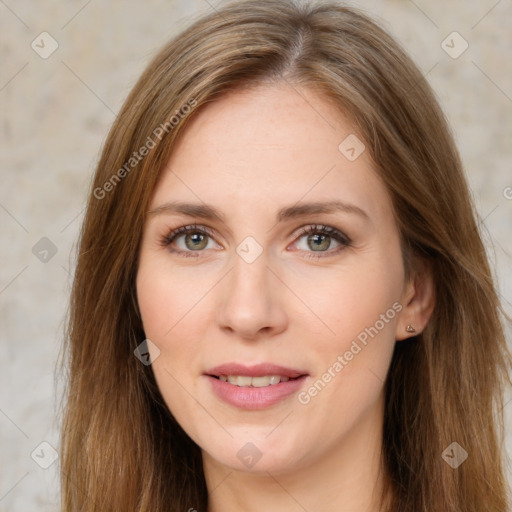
left=136, top=83, right=435, bottom=511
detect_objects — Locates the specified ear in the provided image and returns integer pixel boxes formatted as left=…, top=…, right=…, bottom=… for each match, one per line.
left=395, top=257, right=436, bottom=341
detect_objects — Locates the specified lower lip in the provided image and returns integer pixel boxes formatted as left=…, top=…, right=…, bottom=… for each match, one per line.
left=205, top=375, right=308, bottom=410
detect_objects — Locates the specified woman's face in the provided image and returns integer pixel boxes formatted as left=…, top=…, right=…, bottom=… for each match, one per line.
left=136, top=83, right=412, bottom=475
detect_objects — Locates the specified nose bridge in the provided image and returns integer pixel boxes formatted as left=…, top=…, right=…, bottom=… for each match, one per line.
left=216, top=244, right=286, bottom=337
left=229, top=246, right=271, bottom=304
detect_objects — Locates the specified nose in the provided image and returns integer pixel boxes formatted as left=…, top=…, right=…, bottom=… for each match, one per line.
left=215, top=251, right=288, bottom=340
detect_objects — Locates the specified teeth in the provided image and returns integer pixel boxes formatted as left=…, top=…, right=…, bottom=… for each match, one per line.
left=219, top=375, right=291, bottom=387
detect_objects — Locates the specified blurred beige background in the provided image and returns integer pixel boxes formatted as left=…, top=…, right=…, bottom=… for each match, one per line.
left=1, top=0, right=511, bottom=510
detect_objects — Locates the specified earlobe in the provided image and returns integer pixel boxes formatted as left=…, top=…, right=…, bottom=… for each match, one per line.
left=395, top=258, right=436, bottom=341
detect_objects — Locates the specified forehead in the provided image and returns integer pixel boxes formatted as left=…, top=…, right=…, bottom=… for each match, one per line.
left=151, top=83, right=391, bottom=223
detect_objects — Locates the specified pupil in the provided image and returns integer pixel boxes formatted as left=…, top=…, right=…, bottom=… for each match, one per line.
left=310, top=234, right=329, bottom=251
left=187, top=233, right=206, bottom=249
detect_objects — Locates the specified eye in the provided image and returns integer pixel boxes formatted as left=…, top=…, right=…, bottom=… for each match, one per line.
left=292, top=224, right=351, bottom=259
left=160, top=224, right=218, bottom=258
left=160, top=223, right=351, bottom=259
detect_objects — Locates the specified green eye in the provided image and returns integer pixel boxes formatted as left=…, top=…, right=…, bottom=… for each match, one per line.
left=294, top=224, right=351, bottom=259
left=161, top=223, right=351, bottom=259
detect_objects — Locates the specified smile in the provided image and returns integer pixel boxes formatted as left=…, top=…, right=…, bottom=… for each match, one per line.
left=204, top=362, right=309, bottom=409
left=217, top=375, right=291, bottom=387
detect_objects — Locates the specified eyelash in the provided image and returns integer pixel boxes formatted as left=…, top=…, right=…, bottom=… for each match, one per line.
left=159, top=223, right=351, bottom=259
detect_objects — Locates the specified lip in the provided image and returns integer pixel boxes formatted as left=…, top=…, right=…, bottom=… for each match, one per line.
left=204, top=363, right=309, bottom=410
left=206, top=362, right=308, bottom=379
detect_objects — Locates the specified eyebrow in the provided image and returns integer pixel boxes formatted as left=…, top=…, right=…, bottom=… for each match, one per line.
left=147, top=200, right=370, bottom=223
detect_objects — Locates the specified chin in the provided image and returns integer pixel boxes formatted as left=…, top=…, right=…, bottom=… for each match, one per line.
left=199, top=431, right=308, bottom=475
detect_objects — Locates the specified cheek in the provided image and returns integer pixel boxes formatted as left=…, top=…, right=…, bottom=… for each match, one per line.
left=136, top=274, right=175, bottom=338
left=136, top=255, right=207, bottom=339
left=136, top=258, right=205, bottom=418
left=135, top=255, right=214, bottom=390
left=293, top=258, right=401, bottom=435
left=338, top=267, right=400, bottom=344
left=289, top=254, right=403, bottom=344
left=287, top=252, right=404, bottom=415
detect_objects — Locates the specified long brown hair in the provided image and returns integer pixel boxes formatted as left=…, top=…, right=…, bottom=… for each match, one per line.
left=60, top=1, right=512, bottom=510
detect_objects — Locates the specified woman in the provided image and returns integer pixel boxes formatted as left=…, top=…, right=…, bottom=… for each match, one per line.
left=60, top=0, right=512, bottom=510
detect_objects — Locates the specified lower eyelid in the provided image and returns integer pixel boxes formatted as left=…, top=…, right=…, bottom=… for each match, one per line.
left=162, top=225, right=350, bottom=257
left=165, top=231, right=218, bottom=253
left=294, top=238, right=344, bottom=251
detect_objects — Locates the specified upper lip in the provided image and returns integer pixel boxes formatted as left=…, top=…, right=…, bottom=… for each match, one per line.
left=206, top=363, right=308, bottom=379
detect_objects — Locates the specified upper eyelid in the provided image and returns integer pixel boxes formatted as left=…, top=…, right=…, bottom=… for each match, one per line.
left=162, top=224, right=215, bottom=244
left=162, top=223, right=350, bottom=248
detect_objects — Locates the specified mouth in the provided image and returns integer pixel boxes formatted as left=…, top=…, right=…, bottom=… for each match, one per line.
left=210, top=374, right=300, bottom=387
left=204, top=363, right=309, bottom=410
left=206, top=362, right=308, bottom=381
